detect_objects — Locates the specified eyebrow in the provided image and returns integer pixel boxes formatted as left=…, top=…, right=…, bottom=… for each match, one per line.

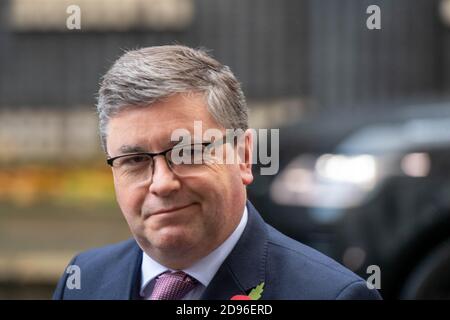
left=115, top=131, right=215, bottom=155
left=118, top=145, right=147, bottom=154
left=117, top=140, right=182, bottom=155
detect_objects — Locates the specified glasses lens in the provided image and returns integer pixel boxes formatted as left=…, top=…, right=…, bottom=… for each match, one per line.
left=167, top=144, right=212, bottom=176
left=113, top=154, right=153, bottom=181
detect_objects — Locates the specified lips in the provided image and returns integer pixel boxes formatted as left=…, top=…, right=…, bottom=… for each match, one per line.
left=148, top=203, right=194, bottom=217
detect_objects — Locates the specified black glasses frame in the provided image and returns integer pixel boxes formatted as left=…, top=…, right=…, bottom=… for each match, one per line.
left=106, top=142, right=211, bottom=167
left=107, top=131, right=244, bottom=168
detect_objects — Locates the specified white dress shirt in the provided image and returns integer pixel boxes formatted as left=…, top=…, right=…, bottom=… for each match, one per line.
left=140, top=205, right=248, bottom=300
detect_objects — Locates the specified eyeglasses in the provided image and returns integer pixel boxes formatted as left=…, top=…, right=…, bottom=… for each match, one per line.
left=107, top=133, right=242, bottom=184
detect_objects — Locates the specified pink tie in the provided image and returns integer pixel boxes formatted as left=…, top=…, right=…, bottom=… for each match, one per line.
left=150, top=271, right=198, bottom=300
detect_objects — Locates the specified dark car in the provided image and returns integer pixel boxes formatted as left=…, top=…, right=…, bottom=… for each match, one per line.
left=248, top=100, right=450, bottom=299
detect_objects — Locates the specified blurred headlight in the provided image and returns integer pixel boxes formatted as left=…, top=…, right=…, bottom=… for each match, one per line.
left=316, top=154, right=377, bottom=187
left=270, top=154, right=380, bottom=210
left=400, top=152, right=430, bottom=177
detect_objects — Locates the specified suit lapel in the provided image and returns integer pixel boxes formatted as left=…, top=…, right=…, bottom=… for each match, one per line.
left=201, top=201, right=269, bottom=300
left=199, top=263, right=246, bottom=299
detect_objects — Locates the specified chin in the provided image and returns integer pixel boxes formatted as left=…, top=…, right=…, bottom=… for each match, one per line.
left=146, top=227, right=198, bottom=252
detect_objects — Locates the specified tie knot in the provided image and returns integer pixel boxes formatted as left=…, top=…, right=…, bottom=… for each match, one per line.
left=150, top=271, right=198, bottom=300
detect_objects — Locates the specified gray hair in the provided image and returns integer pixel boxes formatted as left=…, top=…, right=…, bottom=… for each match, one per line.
left=97, top=45, right=248, bottom=153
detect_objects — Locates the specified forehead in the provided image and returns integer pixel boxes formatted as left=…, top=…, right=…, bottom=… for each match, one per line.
left=106, top=93, right=223, bottom=154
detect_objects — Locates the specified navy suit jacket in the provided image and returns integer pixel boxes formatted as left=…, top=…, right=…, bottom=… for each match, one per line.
left=53, top=201, right=382, bottom=300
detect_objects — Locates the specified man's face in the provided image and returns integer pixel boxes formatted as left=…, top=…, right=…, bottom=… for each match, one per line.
left=106, top=93, right=253, bottom=268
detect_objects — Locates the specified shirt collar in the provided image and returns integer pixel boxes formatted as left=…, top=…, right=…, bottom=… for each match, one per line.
left=140, top=205, right=248, bottom=295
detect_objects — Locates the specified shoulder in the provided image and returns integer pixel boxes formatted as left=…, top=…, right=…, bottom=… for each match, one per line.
left=52, top=238, right=141, bottom=299
left=266, top=224, right=356, bottom=280
left=72, top=238, right=138, bottom=267
left=264, top=224, right=382, bottom=299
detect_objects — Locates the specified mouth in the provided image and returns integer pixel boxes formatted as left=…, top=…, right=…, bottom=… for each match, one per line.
left=145, top=203, right=194, bottom=218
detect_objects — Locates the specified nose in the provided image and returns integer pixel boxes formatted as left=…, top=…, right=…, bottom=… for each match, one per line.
left=148, top=155, right=181, bottom=197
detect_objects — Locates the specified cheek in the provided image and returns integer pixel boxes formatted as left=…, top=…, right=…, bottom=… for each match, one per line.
left=202, top=165, right=242, bottom=203
left=114, top=181, right=143, bottom=218
left=222, top=164, right=243, bottom=185
left=223, top=165, right=247, bottom=202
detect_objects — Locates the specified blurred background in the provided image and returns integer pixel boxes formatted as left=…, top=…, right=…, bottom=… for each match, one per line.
left=1, top=0, right=450, bottom=299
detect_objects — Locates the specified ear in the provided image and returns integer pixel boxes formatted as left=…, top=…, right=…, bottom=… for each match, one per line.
left=238, top=129, right=254, bottom=186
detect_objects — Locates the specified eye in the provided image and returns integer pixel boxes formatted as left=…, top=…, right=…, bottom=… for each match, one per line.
left=169, top=145, right=205, bottom=165
left=120, top=154, right=151, bottom=167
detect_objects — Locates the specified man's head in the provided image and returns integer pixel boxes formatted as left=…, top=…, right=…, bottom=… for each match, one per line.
left=97, top=45, right=253, bottom=269
left=97, top=45, right=248, bottom=153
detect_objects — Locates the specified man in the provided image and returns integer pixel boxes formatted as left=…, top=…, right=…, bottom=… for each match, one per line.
left=53, top=45, right=382, bottom=300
